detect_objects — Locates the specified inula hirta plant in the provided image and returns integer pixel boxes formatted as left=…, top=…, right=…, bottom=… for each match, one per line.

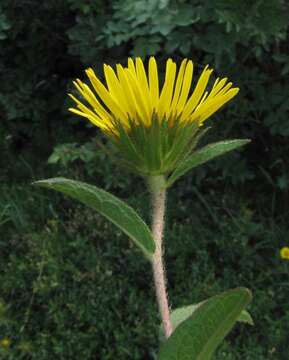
left=36, top=57, right=253, bottom=359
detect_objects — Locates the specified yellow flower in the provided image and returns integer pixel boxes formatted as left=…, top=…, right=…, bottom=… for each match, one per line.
left=69, top=57, right=238, bottom=135
left=280, top=247, right=289, bottom=260
left=69, top=57, right=239, bottom=175
left=0, top=337, right=11, bottom=348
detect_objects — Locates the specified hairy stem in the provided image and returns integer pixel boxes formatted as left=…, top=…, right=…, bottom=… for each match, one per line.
left=149, top=175, right=173, bottom=338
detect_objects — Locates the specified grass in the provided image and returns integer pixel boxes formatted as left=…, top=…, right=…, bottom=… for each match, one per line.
left=0, top=173, right=288, bottom=359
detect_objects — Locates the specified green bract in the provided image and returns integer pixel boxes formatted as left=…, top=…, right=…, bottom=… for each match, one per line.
left=111, top=115, right=203, bottom=176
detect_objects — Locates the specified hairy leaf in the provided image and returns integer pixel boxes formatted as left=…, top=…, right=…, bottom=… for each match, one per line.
left=158, top=288, right=252, bottom=360
left=34, top=178, right=155, bottom=260
left=159, top=304, right=253, bottom=342
left=166, top=139, right=250, bottom=187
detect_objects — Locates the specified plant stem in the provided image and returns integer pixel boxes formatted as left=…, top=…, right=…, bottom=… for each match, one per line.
left=148, top=175, right=173, bottom=338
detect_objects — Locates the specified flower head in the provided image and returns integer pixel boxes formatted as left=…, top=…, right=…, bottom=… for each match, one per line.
left=280, top=246, right=289, bottom=260
left=69, top=57, right=239, bottom=175
left=0, top=337, right=11, bottom=349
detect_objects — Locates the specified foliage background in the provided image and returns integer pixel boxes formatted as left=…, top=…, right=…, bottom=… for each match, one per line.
left=1, top=0, right=289, bottom=359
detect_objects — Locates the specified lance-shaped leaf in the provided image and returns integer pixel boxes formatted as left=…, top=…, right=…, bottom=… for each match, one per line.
left=158, top=287, right=252, bottom=360
left=34, top=178, right=155, bottom=260
left=159, top=304, right=253, bottom=343
left=166, top=139, right=251, bottom=187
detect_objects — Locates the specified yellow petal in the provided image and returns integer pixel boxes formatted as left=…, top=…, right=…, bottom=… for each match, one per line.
left=136, top=57, right=153, bottom=115
left=157, top=59, right=176, bottom=119
left=73, top=80, right=113, bottom=121
left=125, top=68, right=151, bottom=125
left=197, top=91, right=209, bottom=107
left=215, top=82, right=233, bottom=97
left=68, top=107, right=106, bottom=129
left=86, top=68, right=128, bottom=123
left=103, top=64, right=131, bottom=115
left=170, top=59, right=187, bottom=113
left=148, top=57, right=159, bottom=110
left=176, top=60, right=193, bottom=113
left=68, top=93, right=109, bottom=124
left=136, top=58, right=150, bottom=97
left=182, top=66, right=213, bottom=120
left=206, top=77, right=228, bottom=100
left=128, top=58, right=137, bottom=77
left=212, top=77, right=220, bottom=89
left=197, top=88, right=239, bottom=124
left=116, top=64, right=140, bottom=120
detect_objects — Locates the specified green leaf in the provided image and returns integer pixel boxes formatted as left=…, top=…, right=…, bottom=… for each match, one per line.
left=166, top=139, right=251, bottom=187
left=47, top=152, right=60, bottom=164
left=159, top=303, right=202, bottom=343
left=34, top=177, right=155, bottom=260
left=238, top=309, right=254, bottom=326
left=158, top=288, right=252, bottom=360
left=159, top=304, right=253, bottom=343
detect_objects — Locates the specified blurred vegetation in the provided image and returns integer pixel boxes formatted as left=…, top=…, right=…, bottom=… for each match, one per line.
left=1, top=0, right=289, bottom=359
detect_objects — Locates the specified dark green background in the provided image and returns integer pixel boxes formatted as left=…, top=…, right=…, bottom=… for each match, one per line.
left=1, top=0, right=289, bottom=359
